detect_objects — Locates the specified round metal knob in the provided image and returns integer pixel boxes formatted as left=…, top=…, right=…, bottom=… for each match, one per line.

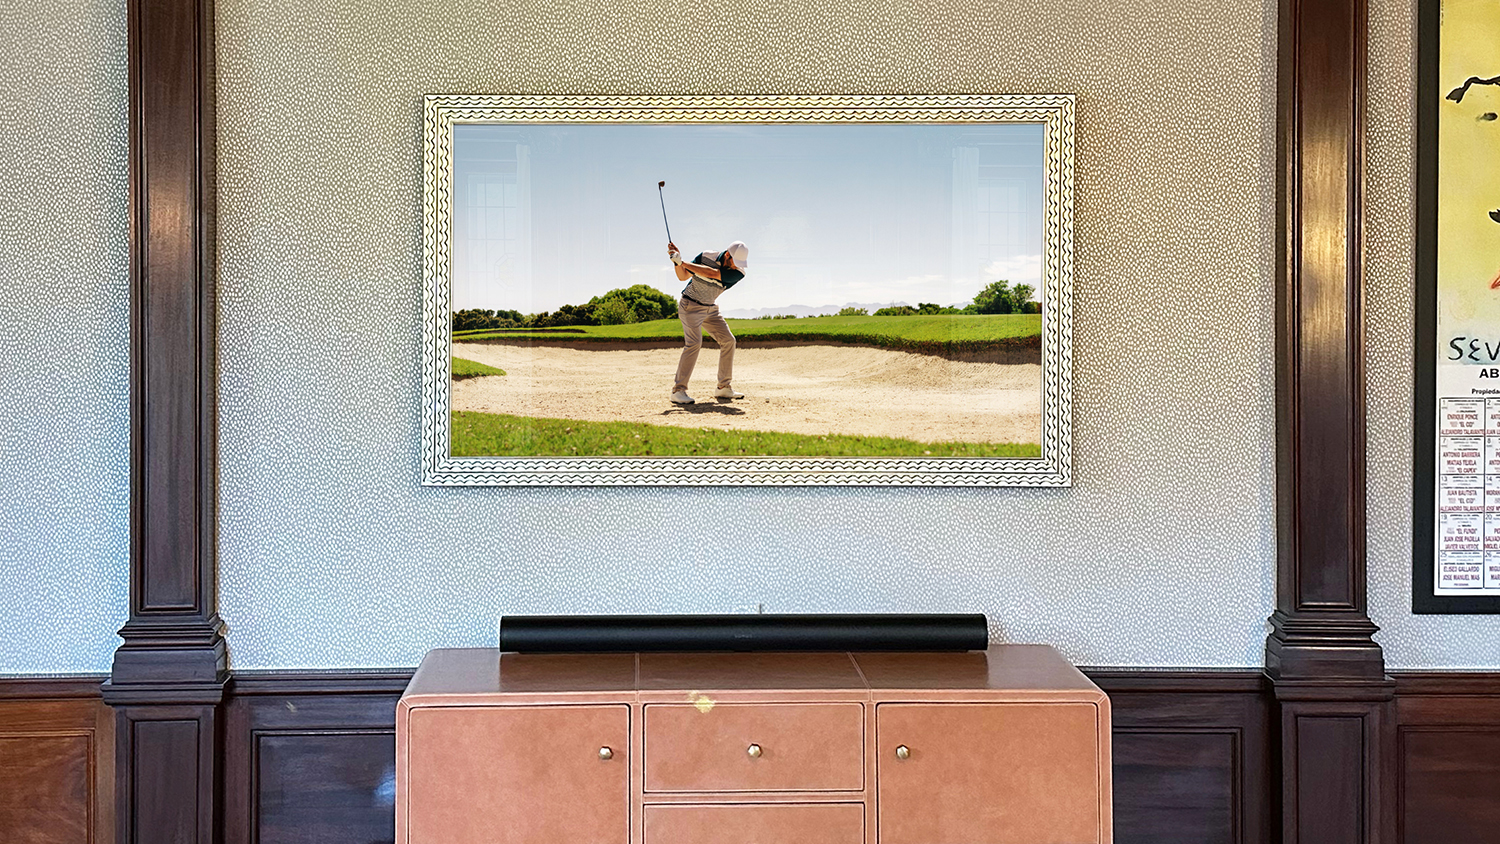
left=895, top=745, right=910, bottom=760
left=598, top=746, right=614, bottom=760
left=747, top=743, right=763, bottom=758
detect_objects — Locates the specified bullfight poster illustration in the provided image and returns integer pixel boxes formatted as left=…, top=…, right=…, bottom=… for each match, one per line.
left=1417, top=0, right=1500, bottom=611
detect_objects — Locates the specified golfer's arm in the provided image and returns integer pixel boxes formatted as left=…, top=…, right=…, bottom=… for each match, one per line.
left=681, top=262, right=722, bottom=281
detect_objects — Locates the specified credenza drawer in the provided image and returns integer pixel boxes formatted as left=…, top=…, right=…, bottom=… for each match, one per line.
left=876, top=703, right=1102, bottom=844
left=643, top=802, right=865, bottom=844
left=644, top=703, right=864, bottom=792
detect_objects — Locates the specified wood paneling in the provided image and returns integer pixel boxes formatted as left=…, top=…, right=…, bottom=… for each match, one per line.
left=13, top=670, right=1500, bottom=843
left=224, top=672, right=407, bottom=844
left=1295, top=715, right=1366, bottom=844
left=111, top=704, right=221, bottom=844
left=0, top=733, right=92, bottom=843
left=1394, top=672, right=1500, bottom=844
left=1267, top=0, right=1384, bottom=683
left=1267, top=0, right=1392, bottom=840
left=255, top=733, right=396, bottom=844
left=1399, top=730, right=1500, bottom=844
left=0, top=679, right=114, bottom=844
left=1112, top=731, right=1238, bottom=844
left=109, top=1, right=226, bottom=843
left=129, top=0, right=218, bottom=624
left=131, top=720, right=201, bottom=841
left=220, top=669, right=1282, bottom=844
left=1089, top=671, right=1272, bottom=844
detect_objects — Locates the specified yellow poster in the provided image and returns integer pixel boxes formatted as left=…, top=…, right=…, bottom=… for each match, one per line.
left=1434, top=0, right=1500, bottom=597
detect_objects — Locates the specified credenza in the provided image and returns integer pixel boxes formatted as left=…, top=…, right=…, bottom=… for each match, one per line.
left=396, top=645, right=1111, bottom=844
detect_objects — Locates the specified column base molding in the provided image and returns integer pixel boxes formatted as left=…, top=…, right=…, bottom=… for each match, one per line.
left=1266, top=610, right=1387, bottom=681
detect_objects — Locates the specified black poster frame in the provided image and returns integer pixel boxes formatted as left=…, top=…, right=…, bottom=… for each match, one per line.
left=1412, top=0, right=1500, bottom=613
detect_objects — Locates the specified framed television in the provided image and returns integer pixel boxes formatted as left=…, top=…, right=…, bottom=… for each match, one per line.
left=421, top=94, right=1074, bottom=486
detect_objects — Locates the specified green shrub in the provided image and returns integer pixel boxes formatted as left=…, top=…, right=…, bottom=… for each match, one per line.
left=588, top=284, right=677, bottom=323
left=594, top=297, right=636, bottom=325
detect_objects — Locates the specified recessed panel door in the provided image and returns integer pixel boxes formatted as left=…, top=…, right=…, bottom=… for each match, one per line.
left=876, top=703, right=1100, bottom=844
left=406, top=704, right=629, bottom=844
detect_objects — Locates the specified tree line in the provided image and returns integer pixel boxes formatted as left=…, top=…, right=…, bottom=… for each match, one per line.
left=453, top=285, right=678, bottom=331
left=452, top=279, right=1039, bottom=331
left=777, top=281, right=1041, bottom=319
left=871, top=280, right=1038, bottom=316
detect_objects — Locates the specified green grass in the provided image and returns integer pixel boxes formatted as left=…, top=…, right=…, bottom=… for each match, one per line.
left=454, top=314, right=1040, bottom=356
left=453, top=326, right=587, bottom=337
left=451, top=357, right=506, bottom=379
left=451, top=411, right=1041, bottom=458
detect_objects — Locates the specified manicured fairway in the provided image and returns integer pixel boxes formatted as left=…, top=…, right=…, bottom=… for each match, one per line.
left=451, top=357, right=505, bottom=379
left=451, top=410, right=1041, bottom=458
left=453, top=313, right=1040, bottom=356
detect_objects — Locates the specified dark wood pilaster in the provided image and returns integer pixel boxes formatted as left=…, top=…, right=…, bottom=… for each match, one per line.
left=101, top=0, right=225, bottom=841
left=1269, top=0, right=1394, bottom=840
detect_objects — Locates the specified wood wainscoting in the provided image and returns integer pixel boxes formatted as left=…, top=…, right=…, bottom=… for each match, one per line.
left=0, top=677, right=114, bottom=844
left=223, top=671, right=410, bottom=844
left=5, top=668, right=1500, bottom=843
left=1087, top=669, right=1273, bottom=844
left=221, top=666, right=1277, bottom=844
left=1393, top=672, right=1500, bottom=844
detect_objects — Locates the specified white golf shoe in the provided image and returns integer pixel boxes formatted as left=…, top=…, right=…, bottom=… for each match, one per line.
left=670, top=391, right=696, bottom=405
left=713, top=387, right=745, bottom=399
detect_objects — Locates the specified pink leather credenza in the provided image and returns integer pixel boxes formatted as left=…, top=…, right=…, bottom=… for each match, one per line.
left=396, top=645, right=1112, bottom=844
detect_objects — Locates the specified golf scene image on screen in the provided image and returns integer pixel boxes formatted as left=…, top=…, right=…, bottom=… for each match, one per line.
left=447, top=122, right=1046, bottom=458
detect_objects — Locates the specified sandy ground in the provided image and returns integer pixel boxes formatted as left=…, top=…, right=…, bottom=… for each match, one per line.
left=451, top=342, right=1042, bottom=445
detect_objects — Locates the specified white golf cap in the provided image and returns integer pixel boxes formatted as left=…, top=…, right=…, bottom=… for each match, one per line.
left=725, top=241, right=749, bottom=268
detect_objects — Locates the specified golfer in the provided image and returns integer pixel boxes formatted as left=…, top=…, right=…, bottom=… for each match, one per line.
left=669, top=240, right=749, bottom=404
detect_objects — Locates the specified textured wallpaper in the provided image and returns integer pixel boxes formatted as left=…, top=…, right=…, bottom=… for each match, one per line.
left=0, top=0, right=129, bottom=673
left=1366, top=0, right=1500, bottom=667
left=214, top=0, right=1281, bottom=669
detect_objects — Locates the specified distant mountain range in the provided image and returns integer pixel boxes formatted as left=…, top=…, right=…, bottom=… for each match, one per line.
left=720, top=302, right=967, bottom=319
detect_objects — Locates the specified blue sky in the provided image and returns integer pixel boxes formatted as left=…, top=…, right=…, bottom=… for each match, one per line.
left=452, top=122, right=1045, bottom=315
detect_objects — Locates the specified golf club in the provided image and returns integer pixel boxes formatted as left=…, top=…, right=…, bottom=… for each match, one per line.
left=657, top=180, right=672, bottom=243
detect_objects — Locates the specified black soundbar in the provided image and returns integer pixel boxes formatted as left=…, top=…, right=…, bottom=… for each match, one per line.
left=498, top=613, right=989, bottom=653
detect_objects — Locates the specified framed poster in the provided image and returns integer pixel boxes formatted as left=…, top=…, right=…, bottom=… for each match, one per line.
left=420, top=95, right=1073, bottom=486
left=1415, top=0, right=1500, bottom=611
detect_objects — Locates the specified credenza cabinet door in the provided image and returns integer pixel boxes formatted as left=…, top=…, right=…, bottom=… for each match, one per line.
left=876, top=703, right=1102, bottom=844
left=405, top=704, right=630, bottom=844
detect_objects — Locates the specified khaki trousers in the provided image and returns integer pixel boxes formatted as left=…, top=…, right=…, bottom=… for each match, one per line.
left=673, top=296, right=736, bottom=393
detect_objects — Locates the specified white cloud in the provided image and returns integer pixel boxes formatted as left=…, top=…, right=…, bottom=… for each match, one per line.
left=983, top=254, right=1043, bottom=284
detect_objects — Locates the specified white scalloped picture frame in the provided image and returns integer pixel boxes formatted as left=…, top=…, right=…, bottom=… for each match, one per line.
left=421, top=95, right=1073, bottom=486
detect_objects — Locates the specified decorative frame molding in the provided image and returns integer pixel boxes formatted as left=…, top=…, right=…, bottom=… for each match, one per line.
left=419, top=94, right=1074, bottom=487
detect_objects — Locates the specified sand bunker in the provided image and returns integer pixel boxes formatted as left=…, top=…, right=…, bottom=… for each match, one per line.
left=451, top=342, right=1042, bottom=445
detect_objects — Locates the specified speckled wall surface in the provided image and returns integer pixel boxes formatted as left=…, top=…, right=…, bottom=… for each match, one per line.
left=0, top=0, right=129, bottom=673
left=1, top=0, right=1479, bottom=677
left=213, top=0, right=1282, bottom=670
left=1367, top=0, right=1500, bottom=667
